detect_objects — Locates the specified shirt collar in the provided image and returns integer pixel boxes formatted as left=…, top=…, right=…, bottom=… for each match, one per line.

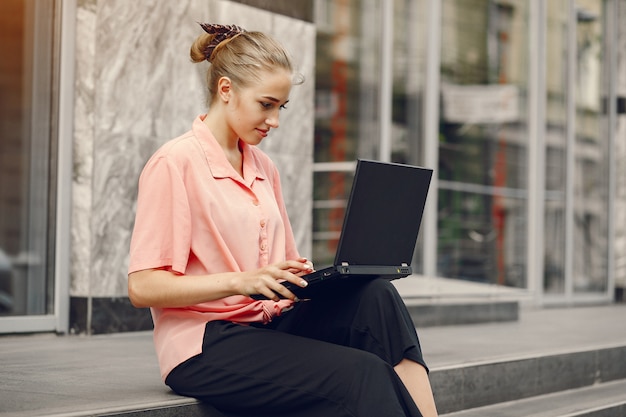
left=192, top=115, right=266, bottom=186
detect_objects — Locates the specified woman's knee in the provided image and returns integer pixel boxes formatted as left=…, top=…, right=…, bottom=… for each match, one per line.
left=353, top=278, right=404, bottom=310
left=342, top=347, right=396, bottom=379
left=365, top=278, right=400, bottom=295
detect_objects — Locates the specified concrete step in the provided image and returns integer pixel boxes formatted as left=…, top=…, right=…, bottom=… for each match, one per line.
left=430, top=343, right=626, bottom=415
left=40, top=343, right=626, bottom=417
left=405, top=299, right=519, bottom=327
left=441, top=379, right=626, bottom=417
left=2, top=305, right=625, bottom=417
left=42, top=399, right=217, bottom=417
left=394, top=276, right=523, bottom=327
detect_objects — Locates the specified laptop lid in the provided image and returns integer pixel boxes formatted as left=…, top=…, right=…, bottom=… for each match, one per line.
left=333, top=159, right=433, bottom=268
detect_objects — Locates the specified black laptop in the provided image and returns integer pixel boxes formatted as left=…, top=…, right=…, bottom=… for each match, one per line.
left=257, top=159, right=433, bottom=299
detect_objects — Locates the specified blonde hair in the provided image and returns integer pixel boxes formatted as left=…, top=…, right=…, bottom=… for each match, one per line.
left=190, top=29, right=303, bottom=103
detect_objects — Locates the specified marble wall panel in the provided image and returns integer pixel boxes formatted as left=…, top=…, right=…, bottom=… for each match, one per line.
left=70, top=0, right=97, bottom=296
left=89, top=0, right=210, bottom=297
left=71, top=0, right=314, bottom=297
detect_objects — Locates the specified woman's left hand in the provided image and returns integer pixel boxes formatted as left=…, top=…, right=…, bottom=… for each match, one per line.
left=289, top=257, right=314, bottom=276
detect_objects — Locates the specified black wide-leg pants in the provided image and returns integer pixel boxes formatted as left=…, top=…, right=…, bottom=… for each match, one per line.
left=165, top=279, right=427, bottom=417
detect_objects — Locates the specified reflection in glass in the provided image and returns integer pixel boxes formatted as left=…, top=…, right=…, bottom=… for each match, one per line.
left=572, top=0, right=609, bottom=293
left=0, top=0, right=56, bottom=316
left=314, top=0, right=381, bottom=164
left=543, top=0, right=568, bottom=294
left=390, top=0, right=428, bottom=272
left=312, top=171, right=355, bottom=265
left=391, top=0, right=428, bottom=166
left=438, top=0, right=529, bottom=287
left=313, top=0, right=382, bottom=264
left=542, top=0, right=609, bottom=296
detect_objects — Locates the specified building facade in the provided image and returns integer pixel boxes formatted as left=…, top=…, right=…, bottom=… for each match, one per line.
left=0, top=0, right=624, bottom=334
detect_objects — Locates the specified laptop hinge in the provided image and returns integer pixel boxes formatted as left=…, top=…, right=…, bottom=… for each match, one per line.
left=341, top=262, right=409, bottom=267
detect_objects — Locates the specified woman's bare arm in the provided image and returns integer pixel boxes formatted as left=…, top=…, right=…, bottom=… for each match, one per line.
left=128, top=259, right=312, bottom=308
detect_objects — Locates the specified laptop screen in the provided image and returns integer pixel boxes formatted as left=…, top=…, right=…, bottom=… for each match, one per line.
left=334, top=160, right=433, bottom=267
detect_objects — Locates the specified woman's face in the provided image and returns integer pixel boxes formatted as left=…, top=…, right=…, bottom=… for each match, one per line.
left=226, top=68, right=292, bottom=146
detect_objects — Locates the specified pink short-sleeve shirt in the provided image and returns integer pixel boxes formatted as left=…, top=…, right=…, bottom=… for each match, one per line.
left=128, top=115, right=299, bottom=380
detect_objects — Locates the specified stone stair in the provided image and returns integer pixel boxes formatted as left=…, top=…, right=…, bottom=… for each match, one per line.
left=443, top=379, right=626, bottom=417
left=435, top=343, right=626, bottom=416
left=1, top=304, right=625, bottom=417
left=31, top=340, right=626, bottom=417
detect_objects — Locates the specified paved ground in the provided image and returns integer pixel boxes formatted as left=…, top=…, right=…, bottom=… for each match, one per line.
left=1, top=279, right=625, bottom=416
left=421, top=303, right=626, bottom=369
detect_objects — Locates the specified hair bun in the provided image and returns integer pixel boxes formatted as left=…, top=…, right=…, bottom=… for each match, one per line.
left=198, top=23, right=246, bottom=62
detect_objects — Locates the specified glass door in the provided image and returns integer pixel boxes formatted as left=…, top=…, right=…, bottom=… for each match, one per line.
left=312, top=0, right=383, bottom=265
left=437, top=0, right=531, bottom=288
left=570, top=0, right=610, bottom=296
left=543, top=0, right=612, bottom=302
left=0, top=0, right=59, bottom=331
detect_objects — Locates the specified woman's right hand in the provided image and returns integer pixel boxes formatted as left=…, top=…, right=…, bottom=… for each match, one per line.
left=128, top=259, right=314, bottom=308
left=232, top=259, right=313, bottom=302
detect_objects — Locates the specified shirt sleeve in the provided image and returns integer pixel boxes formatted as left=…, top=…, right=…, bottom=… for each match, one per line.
left=128, top=155, right=191, bottom=275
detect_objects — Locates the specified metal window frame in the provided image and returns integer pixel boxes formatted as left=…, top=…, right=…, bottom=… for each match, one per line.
left=378, top=0, right=393, bottom=162
left=421, top=0, right=442, bottom=278
left=54, top=0, right=76, bottom=333
left=527, top=0, right=546, bottom=304
left=0, top=0, right=75, bottom=333
left=604, top=0, right=617, bottom=303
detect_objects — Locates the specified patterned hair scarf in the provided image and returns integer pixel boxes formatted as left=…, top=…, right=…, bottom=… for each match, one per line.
left=199, top=23, right=246, bottom=62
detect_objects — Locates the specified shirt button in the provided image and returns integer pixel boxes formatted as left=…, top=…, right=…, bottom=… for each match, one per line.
left=260, top=242, right=267, bottom=251
left=252, top=199, right=260, bottom=206
left=260, top=220, right=266, bottom=228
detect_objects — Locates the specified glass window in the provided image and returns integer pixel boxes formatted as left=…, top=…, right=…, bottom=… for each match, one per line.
left=544, top=0, right=569, bottom=294
left=544, top=0, right=610, bottom=296
left=438, top=0, right=530, bottom=287
left=572, top=0, right=609, bottom=293
left=313, top=0, right=382, bottom=265
left=391, top=0, right=428, bottom=271
left=0, top=0, right=58, bottom=317
left=313, top=0, right=430, bottom=269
